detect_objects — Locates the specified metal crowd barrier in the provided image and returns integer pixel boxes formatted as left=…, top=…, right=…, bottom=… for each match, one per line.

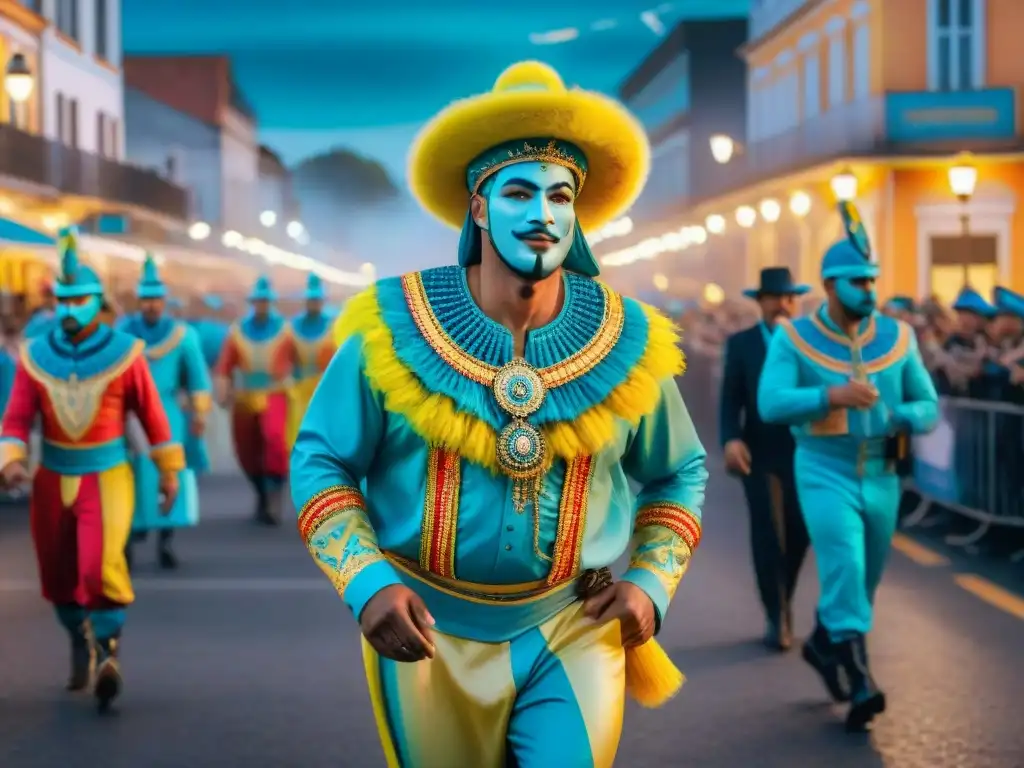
left=903, top=397, right=1024, bottom=556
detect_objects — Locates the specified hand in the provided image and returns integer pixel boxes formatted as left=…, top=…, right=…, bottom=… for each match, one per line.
left=723, top=439, right=751, bottom=476
left=828, top=380, right=878, bottom=409
left=583, top=581, right=656, bottom=648
left=190, top=414, right=206, bottom=437
left=360, top=584, right=436, bottom=662
left=214, top=378, right=231, bottom=408
left=158, top=472, right=179, bottom=514
left=0, top=461, right=29, bottom=489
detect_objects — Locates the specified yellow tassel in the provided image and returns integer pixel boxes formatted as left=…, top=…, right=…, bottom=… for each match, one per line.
left=624, top=638, right=685, bottom=708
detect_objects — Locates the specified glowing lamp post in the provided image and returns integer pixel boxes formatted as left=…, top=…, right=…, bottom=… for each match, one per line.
left=5, top=54, right=33, bottom=129
left=709, top=134, right=736, bottom=164
left=948, top=160, right=978, bottom=285
left=830, top=171, right=858, bottom=202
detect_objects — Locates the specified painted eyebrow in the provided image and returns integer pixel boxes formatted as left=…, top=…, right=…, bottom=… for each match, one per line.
left=501, top=178, right=575, bottom=193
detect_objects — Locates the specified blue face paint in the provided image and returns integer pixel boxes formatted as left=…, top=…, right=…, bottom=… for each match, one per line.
left=835, top=277, right=877, bottom=318
left=481, top=161, right=577, bottom=280
left=56, top=295, right=102, bottom=337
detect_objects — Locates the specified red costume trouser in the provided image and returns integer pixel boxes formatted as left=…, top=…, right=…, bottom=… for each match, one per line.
left=231, top=392, right=288, bottom=479
left=30, top=463, right=135, bottom=609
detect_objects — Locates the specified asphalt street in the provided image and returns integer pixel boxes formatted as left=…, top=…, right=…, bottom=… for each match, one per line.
left=0, top=464, right=1022, bottom=768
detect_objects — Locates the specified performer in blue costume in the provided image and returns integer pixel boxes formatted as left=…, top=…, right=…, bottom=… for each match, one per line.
left=292, top=61, right=708, bottom=768
left=215, top=275, right=296, bottom=525
left=758, top=202, right=939, bottom=731
left=119, top=255, right=212, bottom=569
left=0, top=228, right=183, bottom=712
left=191, top=295, right=230, bottom=369
left=285, top=273, right=335, bottom=450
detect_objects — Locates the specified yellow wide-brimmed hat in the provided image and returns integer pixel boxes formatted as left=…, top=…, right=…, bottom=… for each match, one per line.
left=408, top=60, right=650, bottom=233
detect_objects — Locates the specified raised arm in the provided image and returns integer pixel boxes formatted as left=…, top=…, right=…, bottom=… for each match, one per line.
left=890, top=331, right=940, bottom=435
left=290, top=336, right=402, bottom=620
left=757, top=323, right=831, bottom=425
left=621, top=376, right=708, bottom=629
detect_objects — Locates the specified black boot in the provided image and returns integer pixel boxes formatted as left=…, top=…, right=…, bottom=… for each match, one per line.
left=801, top=620, right=850, bottom=702
left=93, top=636, right=123, bottom=713
left=157, top=530, right=178, bottom=570
left=67, top=620, right=95, bottom=692
left=263, top=477, right=284, bottom=526
left=835, top=635, right=886, bottom=731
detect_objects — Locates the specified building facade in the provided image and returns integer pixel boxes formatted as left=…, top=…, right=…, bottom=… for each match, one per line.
left=597, top=18, right=749, bottom=300
left=258, top=145, right=297, bottom=224
left=0, top=2, right=43, bottom=132
left=123, top=55, right=265, bottom=233
left=606, top=0, right=1024, bottom=303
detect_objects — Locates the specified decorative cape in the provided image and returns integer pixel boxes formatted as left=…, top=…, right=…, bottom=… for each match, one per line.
left=333, top=265, right=684, bottom=473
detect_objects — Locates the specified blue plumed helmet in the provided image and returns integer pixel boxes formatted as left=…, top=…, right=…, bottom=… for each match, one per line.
left=993, top=286, right=1024, bottom=319
left=304, top=272, right=325, bottom=301
left=136, top=252, right=167, bottom=299
left=953, top=286, right=996, bottom=318
left=821, top=201, right=880, bottom=281
left=248, top=274, right=277, bottom=302
left=53, top=226, right=103, bottom=299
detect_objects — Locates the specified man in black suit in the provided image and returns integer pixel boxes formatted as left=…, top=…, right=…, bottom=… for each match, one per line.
left=719, top=267, right=811, bottom=651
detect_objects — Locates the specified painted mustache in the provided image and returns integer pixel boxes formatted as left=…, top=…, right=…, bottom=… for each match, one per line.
left=513, top=228, right=560, bottom=243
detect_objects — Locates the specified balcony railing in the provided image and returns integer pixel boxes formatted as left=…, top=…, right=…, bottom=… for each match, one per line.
left=690, top=89, right=1020, bottom=204
left=0, top=123, right=189, bottom=221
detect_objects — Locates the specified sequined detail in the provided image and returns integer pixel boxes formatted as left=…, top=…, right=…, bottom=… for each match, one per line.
left=469, top=139, right=587, bottom=196
left=297, top=485, right=366, bottom=544
left=492, top=359, right=545, bottom=418
left=628, top=526, right=692, bottom=601
left=20, top=340, right=144, bottom=441
left=400, top=267, right=626, bottom=390
left=547, top=456, right=595, bottom=584
left=419, top=447, right=462, bottom=578
left=497, top=422, right=545, bottom=479
left=636, top=503, right=702, bottom=552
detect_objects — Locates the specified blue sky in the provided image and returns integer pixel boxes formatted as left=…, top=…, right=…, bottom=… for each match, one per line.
left=123, top=0, right=749, bottom=179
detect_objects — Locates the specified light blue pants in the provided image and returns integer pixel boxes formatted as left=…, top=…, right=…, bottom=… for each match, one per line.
left=795, top=448, right=900, bottom=639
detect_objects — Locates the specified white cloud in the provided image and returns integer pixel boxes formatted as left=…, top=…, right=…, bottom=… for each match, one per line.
left=528, top=27, right=580, bottom=45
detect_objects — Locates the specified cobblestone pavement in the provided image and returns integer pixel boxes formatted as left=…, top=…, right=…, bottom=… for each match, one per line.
left=0, top=467, right=1022, bottom=768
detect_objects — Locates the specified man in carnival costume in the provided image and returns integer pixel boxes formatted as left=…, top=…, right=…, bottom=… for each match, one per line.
left=0, top=228, right=183, bottom=711
left=119, top=255, right=212, bottom=570
left=292, top=61, right=708, bottom=767
left=215, top=275, right=296, bottom=525
left=758, top=203, right=938, bottom=731
left=285, top=272, right=335, bottom=450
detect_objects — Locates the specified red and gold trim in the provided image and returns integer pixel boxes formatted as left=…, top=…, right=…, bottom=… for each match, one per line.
left=298, top=484, right=366, bottom=544
left=0, top=439, right=27, bottom=469
left=419, top=447, right=462, bottom=578
left=636, top=502, right=701, bottom=553
left=547, top=456, right=596, bottom=584
left=191, top=391, right=213, bottom=415
left=150, top=443, right=186, bottom=474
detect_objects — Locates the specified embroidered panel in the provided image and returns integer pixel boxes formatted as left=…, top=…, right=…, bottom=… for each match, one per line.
left=628, top=525, right=692, bottom=601
left=635, top=503, right=701, bottom=553
left=547, top=455, right=596, bottom=584
left=418, top=447, right=462, bottom=578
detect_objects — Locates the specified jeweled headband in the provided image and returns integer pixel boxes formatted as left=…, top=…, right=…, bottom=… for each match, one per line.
left=466, top=138, right=588, bottom=196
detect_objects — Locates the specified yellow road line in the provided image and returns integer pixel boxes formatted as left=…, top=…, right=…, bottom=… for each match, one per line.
left=954, top=574, right=1024, bottom=620
left=891, top=533, right=949, bottom=567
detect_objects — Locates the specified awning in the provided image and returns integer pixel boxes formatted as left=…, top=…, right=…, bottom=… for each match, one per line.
left=0, top=217, right=55, bottom=246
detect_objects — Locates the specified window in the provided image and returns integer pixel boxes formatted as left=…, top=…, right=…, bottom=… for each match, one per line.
left=108, top=118, right=119, bottom=159
left=97, top=112, right=107, bottom=156
left=68, top=98, right=78, bottom=148
left=56, top=0, right=79, bottom=42
left=827, top=33, right=845, bottom=107
left=852, top=23, right=870, bottom=99
left=803, top=52, right=820, bottom=118
left=55, top=93, right=65, bottom=143
left=930, top=0, right=985, bottom=90
left=95, top=0, right=108, bottom=59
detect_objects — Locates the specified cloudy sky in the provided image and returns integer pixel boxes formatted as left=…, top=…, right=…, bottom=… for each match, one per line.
left=123, top=0, right=749, bottom=179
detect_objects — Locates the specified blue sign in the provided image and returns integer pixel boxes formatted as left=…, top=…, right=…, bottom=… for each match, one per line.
left=885, top=88, right=1015, bottom=142
left=0, top=217, right=54, bottom=246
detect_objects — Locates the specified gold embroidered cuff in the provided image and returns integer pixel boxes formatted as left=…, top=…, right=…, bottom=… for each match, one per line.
left=150, top=443, right=186, bottom=474
left=0, top=439, right=28, bottom=470
left=191, top=391, right=213, bottom=415
left=298, top=484, right=367, bottom=544
left=635, top=502, right=702, bottom=552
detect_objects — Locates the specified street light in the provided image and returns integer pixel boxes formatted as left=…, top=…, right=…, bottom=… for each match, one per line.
left=688, top=225, right=708, bottom=245
left=5, top=54, right=33, bottom=130
left=830, top=171, right=858, bottom=201
left=705, top=214, right=726, bottom=234
left=789, top=191, right=812, bottom=217
left=286, top=220, right=304, bottom=239
left=735, top=205, right=756, bottom=228
left=759, top=198, right=781, bottom=223
left=948, top=159, right=978, bottom=285
left=260, top=210, right=277, bottom=227
left=653, top=273, right=669, bottom=292
left=188, top=222, right=211, bottom=240
left=709, top=134, right=736, bottom=164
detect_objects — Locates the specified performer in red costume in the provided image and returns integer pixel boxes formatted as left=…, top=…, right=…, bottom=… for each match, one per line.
left=0, top=228, right=183, bottom=712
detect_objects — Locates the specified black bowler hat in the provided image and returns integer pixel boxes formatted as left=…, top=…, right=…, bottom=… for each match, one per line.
left=742, top=267, right=810, bottom=299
